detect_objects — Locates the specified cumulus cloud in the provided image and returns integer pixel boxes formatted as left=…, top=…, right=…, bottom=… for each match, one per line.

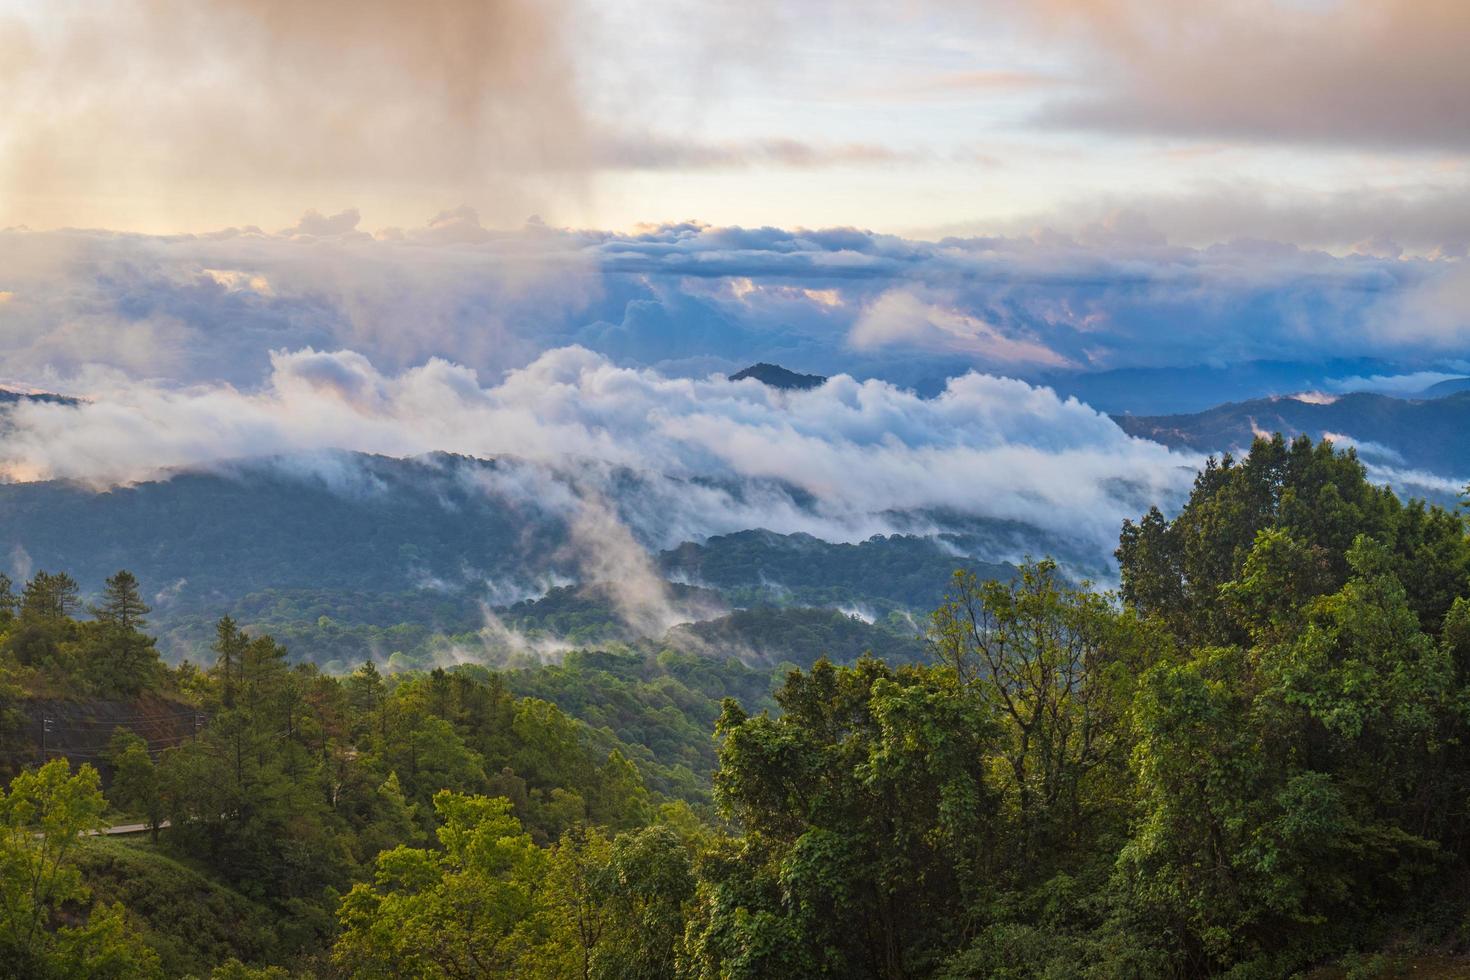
left=285, top=209, right=363, bottom=238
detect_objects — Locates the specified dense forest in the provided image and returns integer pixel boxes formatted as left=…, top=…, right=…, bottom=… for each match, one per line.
left=3, top=435, right=1470, bottom=978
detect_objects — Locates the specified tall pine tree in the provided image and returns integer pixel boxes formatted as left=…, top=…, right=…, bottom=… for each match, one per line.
left=92, top=570, right=150, bottom=631
left=20, top=572, right=80, bottom=620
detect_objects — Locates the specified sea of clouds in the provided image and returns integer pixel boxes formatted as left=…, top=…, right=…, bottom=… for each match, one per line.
left=2, top=212, right=1466, bottom=576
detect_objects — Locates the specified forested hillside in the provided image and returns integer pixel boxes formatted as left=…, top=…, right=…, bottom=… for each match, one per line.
left=1114, top=389, right=1470, bottom=481
left=0, top=451, right=1032, bottom=668
left=3, top=435, right=1470, bottom=977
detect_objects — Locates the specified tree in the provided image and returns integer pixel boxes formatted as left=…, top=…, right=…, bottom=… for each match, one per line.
left=539, top=825, right=614, bottom=980
left=594, top=826, right=694, bottom=980
left=334, top=791, right=550, bottom=977
left=698, top=659, right=999, bottom=979
left=0, top=572, right=16, bottom=622
left=1116, top=536, right=1456, bottom=974
left=0, top=759, right=161, bottom=977
left=1117, top=435, right=1402, bottom=646
left=74, top=619, right=164, bottom=698
left=106, top=729, right=165, bottom=842
left=212, top=616, right=248, bottom=707
left=20, top=570, right=81, bottom=620
left=930, top=560, right=1158, bottom=863
left=91, top=570, right=151, bottom=631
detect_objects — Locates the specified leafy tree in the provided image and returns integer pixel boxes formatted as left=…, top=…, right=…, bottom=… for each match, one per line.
left=334, top=791, right=550, bottom=977
left=698, top=659, right=999, bottom=979
left=593, top=825, right=694, bottom=980
left=541, top=825, right=614, bottom=980
left=931, top=560, right=1160, bottom=864
left=106, top=729, right=165, bottom=842
left=0, top=759, right=161, bottom=977
left=1116, top=535, right=1457, bottom=974
left=1118, top=435, right=1412, bottom=645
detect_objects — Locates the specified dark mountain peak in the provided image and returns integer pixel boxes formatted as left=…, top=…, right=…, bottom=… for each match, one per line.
left=0, top=386, right=82, bottom=407
left=729, top=362, right=827, bottom=390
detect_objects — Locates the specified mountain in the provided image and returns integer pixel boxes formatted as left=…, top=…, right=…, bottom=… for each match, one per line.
left=660, top=528, right=1015, bottom=614
left=0, top=453, right=1012, bottom=611
left=0, top=386, right=81, bottom=407
left=665, top=606, right=928, bottom=667
left=1041, top=357, right=1403, bottom=415
left=0, top=453, right=571, bottom=606
left=1114, top=390, right=1470, bottom=480
left=0, top=452, right=1018, bottom=662
left=1420, top=377, right=1470, bottom=398
left=729, top=362, right=827, bottom=390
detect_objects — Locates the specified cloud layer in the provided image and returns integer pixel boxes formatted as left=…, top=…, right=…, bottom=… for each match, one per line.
left=0, top=344, right=1195, bottom=569
left=1, top=218, right=1465, bottom=409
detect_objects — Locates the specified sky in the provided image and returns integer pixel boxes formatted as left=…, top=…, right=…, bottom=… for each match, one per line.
left=1, top=0, right=1468, bottom=251
left=1, top=0, right=1468, bottom=579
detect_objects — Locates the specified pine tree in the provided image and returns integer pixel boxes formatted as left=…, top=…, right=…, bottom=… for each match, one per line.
left=0, top=573, right=16, bottom=620
left=20, top=572, right=80, bottom=620
left=92, top=570, right=150, bottom=631
left=212, top=616, right=248, bottom=707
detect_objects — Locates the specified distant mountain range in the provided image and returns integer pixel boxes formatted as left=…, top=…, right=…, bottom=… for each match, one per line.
left=729, top=362, right=827, bottom=390
left=0, top=451, right=1023, bottom=662
left=1114, top=390, right=1470, bottom=481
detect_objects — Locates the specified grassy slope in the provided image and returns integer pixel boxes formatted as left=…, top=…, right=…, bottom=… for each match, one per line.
left=75, top=836, right=283, bottom=977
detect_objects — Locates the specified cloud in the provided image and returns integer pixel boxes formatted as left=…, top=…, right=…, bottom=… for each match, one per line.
left=0, top=0, right=595, bottom=228
left=2, top=218, right=1467, bottom=406
left=920, top=182, right=1470, bottom=255
left=1024, top=0, right=1470, bottom=151
left=849, top=288, right=1074, bottom=366
left=0, top=345, right=1197, bottom=569
left=1324, top=369, right=1470, bottom=396
left=0, top=0, right=933, bottom=232
left=286, top=209, right=363, bottom=238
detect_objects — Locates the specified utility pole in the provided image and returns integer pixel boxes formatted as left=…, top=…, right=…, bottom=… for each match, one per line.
left=42, top=716, right=53, bottom=761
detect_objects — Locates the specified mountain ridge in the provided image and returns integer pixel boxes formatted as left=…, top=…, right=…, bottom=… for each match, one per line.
left=1114, top=390, right=1470, bottom=480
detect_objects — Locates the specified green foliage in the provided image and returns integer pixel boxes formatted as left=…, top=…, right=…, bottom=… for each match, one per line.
left=1, top=435, right=1467, bottom=977
left=334, top=791, right=550, bottom=977
left=931, top=560, right=1161, bottom=868
left=92, top=570, right=151, bottom=631
left=22, top=570, right=82, bottom=620
left=667, top=605, right=928, bottom=667
left=0, top=568, right=166, bottom=698
left=661, top=529, right=1017, bottom=614
left=105, top=729, right=165, bottom=841
left=692, top=658, right=1002, bottom=978
left=75, top=837, right=282, bottom=977
left=0, top=759, right=161, bottom=978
